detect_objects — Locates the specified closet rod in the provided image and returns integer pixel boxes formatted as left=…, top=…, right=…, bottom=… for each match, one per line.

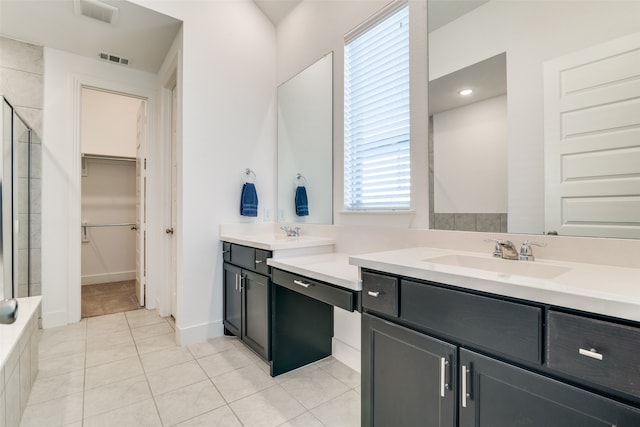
left=83, top=223, right=136, bottom=228
left=82, top=154, right=136, bottom=162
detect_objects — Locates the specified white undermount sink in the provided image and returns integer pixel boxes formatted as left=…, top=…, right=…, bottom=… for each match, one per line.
left=422, top=254, right=571, bottom=279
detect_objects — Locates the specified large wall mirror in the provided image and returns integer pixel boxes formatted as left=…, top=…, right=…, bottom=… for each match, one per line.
left=428, top=0, right=640, bottom=238
left=277, top=52, right=333, bottom=224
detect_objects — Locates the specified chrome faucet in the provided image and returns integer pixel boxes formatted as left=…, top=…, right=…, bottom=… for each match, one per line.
left=280, top=225, right=301, bottom=237
left=485, top=238, right=519, bottom=260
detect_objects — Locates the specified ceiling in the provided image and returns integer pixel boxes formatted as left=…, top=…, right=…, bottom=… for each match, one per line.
left=0, top=0, right=182, bottom=73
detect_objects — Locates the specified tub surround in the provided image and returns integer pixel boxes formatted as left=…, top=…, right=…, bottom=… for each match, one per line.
left=1, top=296, right=41, bottom=427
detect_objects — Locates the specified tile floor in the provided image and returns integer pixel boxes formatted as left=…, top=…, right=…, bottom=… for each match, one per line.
left=19, top=309, right=361, bottom=426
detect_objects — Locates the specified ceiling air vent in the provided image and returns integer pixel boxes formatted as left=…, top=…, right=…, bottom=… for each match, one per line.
left=99, top=52, right=129, bottom=66
left=74, top=0, right=119, bottom=25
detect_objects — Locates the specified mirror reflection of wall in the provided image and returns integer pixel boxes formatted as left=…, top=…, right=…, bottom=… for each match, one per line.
left=427, top=0, right=640, bottom=238
left=430, top=53, right=507, bottom=232
left=277, top=52, right=333, bottom=224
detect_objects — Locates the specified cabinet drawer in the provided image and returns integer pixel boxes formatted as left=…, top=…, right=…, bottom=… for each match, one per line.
left=222, top=242, right=231, bottom=263
left=362, top=271, right=398, bottom=317
left=272, top=269, right=355, bottom=311
left=255, top=249, right=270, bottom=275
left=230, top=244, right=255, bottom=270
left=547, top=310, right=640, bottom=399
left=401, top=280, right=542, bottom=364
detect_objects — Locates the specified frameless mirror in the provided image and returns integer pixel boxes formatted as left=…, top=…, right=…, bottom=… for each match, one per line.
left=428, top=0, right=640, bottom=238
left=277, top=52, right=333, bottom=224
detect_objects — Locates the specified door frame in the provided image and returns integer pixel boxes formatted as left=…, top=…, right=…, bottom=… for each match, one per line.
left=69, top=75, right=156, bottom=323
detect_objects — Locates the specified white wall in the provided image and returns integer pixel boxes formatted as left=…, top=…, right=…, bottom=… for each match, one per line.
left=42, top=47, right=157, bottom=327
left=81, top=159, right=136, bottom=285
left=80, top=88, right=142, bottom=158
left=434, top=95, right=507, bottom=213
left=429, top=0, right=640, bottom=233
left=130, top=0, right=277, bottom=344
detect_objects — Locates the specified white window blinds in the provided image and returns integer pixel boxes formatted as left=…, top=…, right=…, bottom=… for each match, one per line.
left=344, top=3, right=410, bottom=210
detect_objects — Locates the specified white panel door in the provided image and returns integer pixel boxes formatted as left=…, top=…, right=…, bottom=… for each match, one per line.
left=544, top=32, right=640, bottom=238
left=136, top=101, right=147, bottom=306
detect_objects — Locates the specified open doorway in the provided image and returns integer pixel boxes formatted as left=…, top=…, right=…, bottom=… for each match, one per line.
left=80, top=87, right=147, bottom=318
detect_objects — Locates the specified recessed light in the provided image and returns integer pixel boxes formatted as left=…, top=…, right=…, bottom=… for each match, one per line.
left=459, top=89, right=473, bottom=96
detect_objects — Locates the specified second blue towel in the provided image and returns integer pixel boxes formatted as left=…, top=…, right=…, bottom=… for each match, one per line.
left=295, top=185, right=309, bottom=216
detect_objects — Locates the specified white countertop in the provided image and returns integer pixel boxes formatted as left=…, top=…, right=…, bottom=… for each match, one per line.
left=221, top=233, right=336, bottom=251
left=268, top=252, right=361, bottom=291
left=349, top=247, right=640, bottom=323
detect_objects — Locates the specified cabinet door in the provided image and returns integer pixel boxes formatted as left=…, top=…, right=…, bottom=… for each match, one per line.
left=242, top=270, right=269, bottom=360
left=362, top=313, right=456, bottom=427
left=459, top=349, right=640, bottom=427
left=223, top=263, right=242, bottom=336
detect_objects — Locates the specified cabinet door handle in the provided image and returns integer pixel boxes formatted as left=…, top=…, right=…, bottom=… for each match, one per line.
left=367, top=291, right=380, bottom=297
left=235, top=273, right=238, bottom=291
left=255, top=260, right=263, bottom=264
left=293, top=279, right=311, bottom=288
left=579, top=348, right=604, bottom=361
left=440, top=357, right=446, bottom=397
left=461, top=364, right=472, bottom=407
left=239, top=275, right=245, bottom=292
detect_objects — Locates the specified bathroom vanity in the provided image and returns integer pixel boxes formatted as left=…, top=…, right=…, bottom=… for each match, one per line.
left=351, top=248, right=640, bottom=426
left=220, top=230, right=362, bottom=376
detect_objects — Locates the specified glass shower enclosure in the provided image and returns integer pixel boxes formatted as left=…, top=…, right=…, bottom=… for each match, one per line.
left=1, top=95, right=35, bottom=299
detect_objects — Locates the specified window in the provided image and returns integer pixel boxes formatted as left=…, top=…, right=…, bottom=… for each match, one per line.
left=344, top=3, right=410, bottom=210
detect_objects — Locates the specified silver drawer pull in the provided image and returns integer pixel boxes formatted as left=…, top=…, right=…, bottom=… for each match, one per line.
left=579, top=348, right=604, bottom=361
left=293, top=280, right=311, bottom=288
left=367, top=291, right=380, bottom=297
left=255, top=260, right=263, bottom=264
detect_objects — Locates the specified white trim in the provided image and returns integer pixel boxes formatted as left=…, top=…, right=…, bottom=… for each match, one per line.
left=42, top=310, right=71, bottom=329
left=344, top=0, right=407, bottom=43
left=332, top=338, right=361, bottom=373
left=81, top=271, right=136, bottom=285
left=175, top=319, right=224, bottom=346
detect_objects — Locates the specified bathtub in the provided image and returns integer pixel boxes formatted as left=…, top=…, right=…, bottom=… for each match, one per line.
left=0, top=296, right=41, bottom=427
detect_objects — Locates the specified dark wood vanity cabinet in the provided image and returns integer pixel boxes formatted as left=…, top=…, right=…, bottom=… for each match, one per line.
left=361, top=269, right=640, bottom=427
left=222, top=242, right=271, bottom=360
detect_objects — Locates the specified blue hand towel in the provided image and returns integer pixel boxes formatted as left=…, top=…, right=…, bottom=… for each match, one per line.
left=295, top=185, right=309, bottom=216
left=240, top=182, right=258, bottom=217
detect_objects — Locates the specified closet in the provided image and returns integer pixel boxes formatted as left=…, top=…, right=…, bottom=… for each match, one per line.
left=80, top=87, right=145, bottom=318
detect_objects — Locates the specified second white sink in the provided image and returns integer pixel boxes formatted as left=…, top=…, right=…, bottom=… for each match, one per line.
left=422, top=254, right=571, bottom=279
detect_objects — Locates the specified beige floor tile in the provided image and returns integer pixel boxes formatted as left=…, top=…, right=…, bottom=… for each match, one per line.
left=131, top=321, right=174, bottom=341
left=187, top=336, right=237, bottom=359
left=83, top=399, right=162, bottom=427
left=154, top=379, right=226, bottom=426
left=27, top=368, right=84, bottom=405
left=212, top=362, right=277, bottom=403
left=140, top=346, right=194, bottom=373
left=146, top=360, right=207, bottom=395
left=83, top=374, right=152, bottom=418
left=86, top=339, right=138, bottom=368
left=39, top=321, right=87, bottom=345
left=125, top=309, right=167, bottom=329
left=279, top=365, right=350, bottom=410
left=311, top=389, right=360, bottom=427
left=230, top=339, right=264, bottom=363
left=86, top=328, right=134, bottom=349
left=230, top=384, right=306, bottom=427
left=86, top=312, right=130, bottom=336
left=37, top=352, right=86, bottom=379
left=278, top=411, right=325, bottom=427
left=85, top=355, right=144, bottom=390
left=38, top=337, right=86, bottom=360
left=135, top=331, right=177, bottom=355
left=197, top=348, right=253, bottom=378
left=321, top=360, right=361, bottom=389
left=175, top=405, right=242, bottom=427
left=19, top=392, right=83, bottom=427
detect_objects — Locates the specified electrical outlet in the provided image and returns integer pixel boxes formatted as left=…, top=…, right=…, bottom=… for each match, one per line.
left=264, top=208, right=271, bottom=221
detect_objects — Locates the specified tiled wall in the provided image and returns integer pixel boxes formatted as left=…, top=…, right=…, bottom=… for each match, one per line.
left=0, top=37, right=43, bottom=297
left=0, top=298, right=41, bottom=427
left=433, top=212, right=508, bottom=233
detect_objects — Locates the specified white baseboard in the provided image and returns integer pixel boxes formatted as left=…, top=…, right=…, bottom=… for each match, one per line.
left=175, top=319, right=224, bottom=346
left=332, top=338, right=361, bottom=373
left=81, top=271, right=136, bottom=285
left=42, top=310, right=71, bottom=329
